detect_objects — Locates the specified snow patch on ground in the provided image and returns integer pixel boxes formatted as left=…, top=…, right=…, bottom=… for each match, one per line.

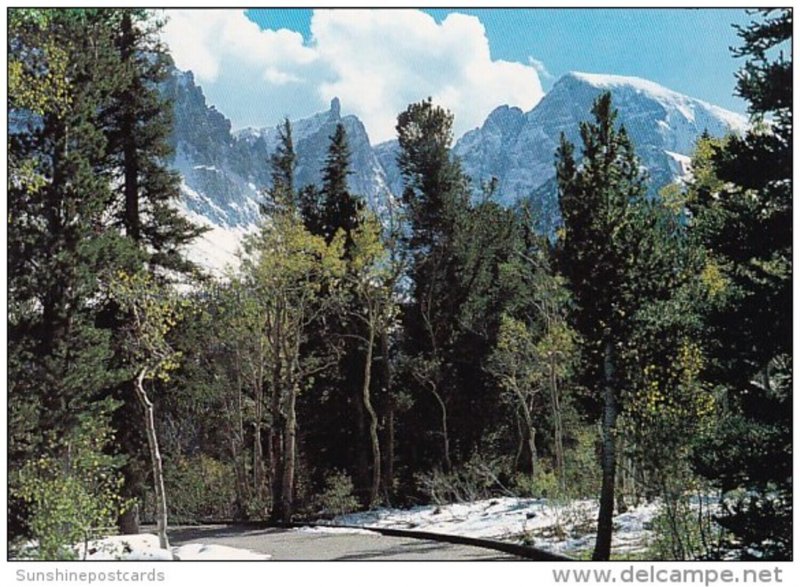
left=73, top=534, right=269, bottom=561
left=173, top=542, right=270, bottom=560
left=292, top=526, right=381, bottom=536
left=331, top=497, right=660, bottom=557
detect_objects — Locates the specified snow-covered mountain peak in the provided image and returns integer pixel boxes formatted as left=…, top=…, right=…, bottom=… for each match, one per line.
left=567, top=71, right=689, bottom=101
left=562, top=71, right=748, bottom=131
left=453, top=70, right=748, bottom=226
left=167, top=63, right=749, bottom=273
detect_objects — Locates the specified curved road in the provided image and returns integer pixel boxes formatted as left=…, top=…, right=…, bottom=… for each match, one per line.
left=168, top=524, right=524, bottom=561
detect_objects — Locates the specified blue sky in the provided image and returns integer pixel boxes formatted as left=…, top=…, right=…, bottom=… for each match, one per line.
left=163, top=8, right=757, bottom=143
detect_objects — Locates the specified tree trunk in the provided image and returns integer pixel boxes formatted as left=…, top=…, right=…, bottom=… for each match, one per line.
left=380, top=328, right=394, bottom=502
left=362, top=327, right=381, bottom=506
left=268, top=362, right=284, bottom=522
left=354, top=374, right=369, bottom=499
left=135, top=369, right=169, bottom=551
left=229, top=438, right=249, bottom=519
left=120, top=13, right=140, bottom=242
left=429, top=384, right=452, bottom=472
left=616, top=436, right=629, bottom=514
left=528, top=426, right=538, bottom=479
left=513, top=413, right=525, bottom=473
left=117, top=437, right=143, bottom=535
left=118, top=502, right=140, bottom=535
left=253, top=421, right=265, bottom=504
left=514, top=389, right=537, bottom=478
left=593, top=339, right=618, bottom=561
left=549, top=360, right=566, bottom=491
left=278, top=385, right=298, bottom=522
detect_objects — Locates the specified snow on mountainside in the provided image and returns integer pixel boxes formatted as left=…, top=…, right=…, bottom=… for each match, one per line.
left=165, top=66, right=746, bottom=272
left=570, top=72, right=747, bottom=132
left=453, top=71, right=747, bottom=230
left=163, top=68, right=393, bottom=274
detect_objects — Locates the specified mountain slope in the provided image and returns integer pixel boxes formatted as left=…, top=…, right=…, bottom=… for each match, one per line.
left=453, top=72, right=747, bottom=208
left=165, top=67, right=747, bottom=271
left=163, top=69, right=393, bottom=272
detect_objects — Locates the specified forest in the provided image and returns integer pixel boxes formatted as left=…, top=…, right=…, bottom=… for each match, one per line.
left=7, top=8, right=792, bottom=561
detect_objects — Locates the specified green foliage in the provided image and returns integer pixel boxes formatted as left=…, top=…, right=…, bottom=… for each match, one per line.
left=107, top=10, right=206, bottom=272
left=12, top=414, right=128, bottom=560
left=262, top=118, right=297, bottom=214
left=315, top=471, right=361, bottom=517
left=623, top=342, right=715, bottom=457
left=647, top=489, right=724, bottom=561
left=488, top=315, right=540, bottom=398
left=108, top=270, right=186, bottom=382
left=8, top=9, right=201, bottom=540
left=319, top=123, right=364, bottom=250
left=8, top=9, right=71, bottom=116
left=489, top=312, right=576, bottom=408
left=513, top=469, right=560, bottom=499
left=685, top=9, right=792, bottom=560
left=8, top=8, right=143, bottom=541
left=562, top=425, right=602, bottom=499
left=147, top=455, right=237, bottom=523
left=556, top=92, right=655, bottom=560
left=557, top=92, right=650, bottom=360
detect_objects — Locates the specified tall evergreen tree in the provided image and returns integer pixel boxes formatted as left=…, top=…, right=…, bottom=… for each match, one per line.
left=556, top=93, right=650, bottom=560
left=262, top=118, right=297, bottom=214
left=302, top=122, right=378, bottom=501
left=396, top=98, right=470, bottom=472
left=8, top=9, right=137, bottom=540
left=107, top=10, right=205, bottom=273
left=688, top=9, right=792, bottom=560
left=319, top=123, right=363, bottom=249
left=102, top=9, right=205, bottom=534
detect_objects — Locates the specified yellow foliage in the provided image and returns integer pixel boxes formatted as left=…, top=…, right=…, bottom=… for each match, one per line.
left=699, top=261, right=727, bottom=299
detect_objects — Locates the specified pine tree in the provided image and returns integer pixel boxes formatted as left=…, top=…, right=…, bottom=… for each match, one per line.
left=262, top=118, right=296, bottom=214
left=102, top=9, right=205, bottom=534
left=319, top=123, right=364, bottom=249
left=396, top=98, right=470, bottom=472
left=106, top=10, right=205, bottom=274
left=687, top=9, right=792, bottom=560
left=556, top=93, right=650, bottom=560
left=8, top=9, right=137, bottom=540
left=305, top=122, right=378, bottom=501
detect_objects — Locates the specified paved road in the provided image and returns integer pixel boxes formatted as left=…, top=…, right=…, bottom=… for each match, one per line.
left=168, top=524, right=524, bottom=561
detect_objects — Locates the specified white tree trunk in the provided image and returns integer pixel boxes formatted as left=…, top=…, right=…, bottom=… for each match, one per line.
left=135, top=369, right=170, bottom=551
left=362, top=325, right=381, bottom=506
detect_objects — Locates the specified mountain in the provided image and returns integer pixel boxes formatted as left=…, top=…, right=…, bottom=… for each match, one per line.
left=453, top=72, right=748, bottom=212
left=233, top=97, right=394, bottom=216
left=162, top=68, right=393, bottom=272
left=164, top=67, right=747, bottom=271
left=165, top=69, right=392, bottom=229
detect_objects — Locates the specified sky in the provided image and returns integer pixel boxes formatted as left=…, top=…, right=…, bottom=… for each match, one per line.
left=161, top=8, right=757, bottom=144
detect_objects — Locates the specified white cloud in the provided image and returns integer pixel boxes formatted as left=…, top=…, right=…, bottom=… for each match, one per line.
left=161, top=9, right=544, bottom=143
left=162, top=10, right=315, bottom=85
left=528, top=57, right=553, bottom=80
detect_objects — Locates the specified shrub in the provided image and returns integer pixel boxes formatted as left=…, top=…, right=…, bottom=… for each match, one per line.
left=513, top=469, right=561, bottom=499
left=647, top=494, right=719, bottom=560
left=316, top=470, right=360, bottom=517
left=144, top=454, right=237, bottom=523
left=563, top=425, right=602, bottom=499
left=11, top=415, right=128, bottom=560
left=415, top=453, right=515, bottom=504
